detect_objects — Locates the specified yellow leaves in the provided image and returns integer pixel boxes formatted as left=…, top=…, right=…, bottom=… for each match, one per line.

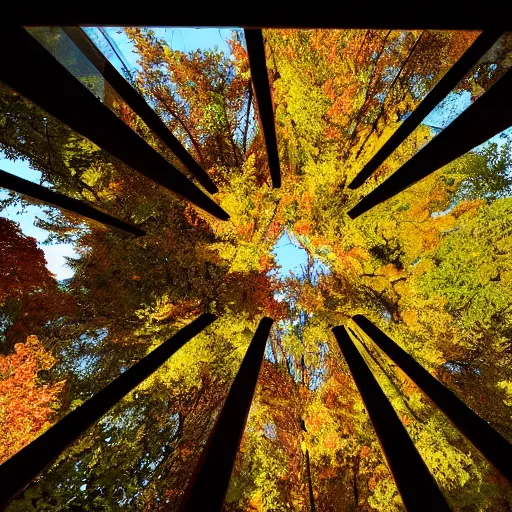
left=414, top=416, right=474, bottom=491
left=497, top=381, right=512, bottom=406
left=229, top=243, right=261, bottom=272
left=379, top=264, right=402, bottom=280
left=402, top=308, right=418, bottom=328
left=362, top=275, right=389, bottom=294
left=326, top=252, right=337, bottom=262
left=209, top=241, right=236, bottom=262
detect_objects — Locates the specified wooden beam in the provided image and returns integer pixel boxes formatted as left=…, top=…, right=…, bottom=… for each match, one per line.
left=181, top=317, right=274, bottom=511
left=0, top=168, right=145, bottom=237
left=244, top=30, right=281, bottom=188
left=4, top=4, right=510, bottom=30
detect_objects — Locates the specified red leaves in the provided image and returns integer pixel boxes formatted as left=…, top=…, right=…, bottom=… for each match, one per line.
left=0, top=217, right=53, bottom=302
left=0, top=218, right=75, bottom=346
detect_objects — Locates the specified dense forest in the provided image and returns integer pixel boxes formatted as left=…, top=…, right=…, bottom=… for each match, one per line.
left=1, top=27, right=512, bottom=511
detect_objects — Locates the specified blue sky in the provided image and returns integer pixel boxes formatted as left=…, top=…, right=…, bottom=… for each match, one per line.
left=272, top=231, right=309, bottom=277
left=0, top=156, right=77, bottom=280
left=272, top=231, right=330, bottom=281
left=84, top=27, right=236, bottom=78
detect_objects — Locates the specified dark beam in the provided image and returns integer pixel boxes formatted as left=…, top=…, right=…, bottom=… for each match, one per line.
left=353, top=315, right=512, bottom=482
left=62, top=27, right=218, bottom=195
left=0, top=314, right=217, bottom=508
left=181, top=317, right=274, bottom=511
left=0, top=168, right=144, bottom=237
left=244, top=30, right=281, bottom=188
left=4, top=4, right=511, bottom=29
left=332, top=326, right=450, bottom=512
left=348, top=30, right=503, bottom=189
left=348, top=67, right=512, bottom=219
left=0, top=26, right=229, bottom=220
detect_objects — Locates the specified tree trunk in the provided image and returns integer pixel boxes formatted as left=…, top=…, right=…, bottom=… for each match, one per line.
left=305, top=448, right=316, bottom=512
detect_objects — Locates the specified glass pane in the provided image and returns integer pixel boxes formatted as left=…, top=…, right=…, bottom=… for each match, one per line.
left=26, top=27, right=191, bottom=179
left=349, top=326, right=512, bottom=509
left=0, top=77, right=151, bottom=223
left=225, top=318, right=402, bottom=511
left=264, top=29, right=479, bottom=182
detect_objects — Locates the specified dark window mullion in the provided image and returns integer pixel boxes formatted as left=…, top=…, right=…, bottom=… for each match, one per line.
left=181, top=316, right=274, bottom=511
left=0, top=168, right=145, bottom=237
left=0, top=26, right=228, bottom=220
left=348, top=30, right=503, bottom=189
left=0, top=314, right=217, bottom=508
left=244, top=29, right=281, bottom=189
left=348, top=67, right=512, bottom=219
left=332, top=325, right=450, bottom=512
left=5, top=9, right=511, bottom=30
left=62, top=27, right=218, bottom=195
left=353, top=315, right=512, bottom=482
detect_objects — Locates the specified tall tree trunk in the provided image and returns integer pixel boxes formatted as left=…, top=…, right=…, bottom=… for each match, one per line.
left=243, top=83, right=253, bottom=154
left=353, top=454, right=360, bottom=509
left=305, top=448, right=316, bottom=512
left=355, top=32, right=425, bottom=160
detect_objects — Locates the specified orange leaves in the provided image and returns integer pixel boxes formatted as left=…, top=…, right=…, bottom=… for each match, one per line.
left=293, top=219, right=312, bottom=236
left=360, top=445, right=371, bottom=459
left=402, top=309, right=419, bottom=328
left=184, top=205, right=211, bottom=232
left=0, top=336, right=64, bottom=463
left=323, top=432, right=339, bottom=452
left=259, top=253, right=274, bottom=272
left=378, top=264, right=403, bottom=281
left=347, top=246, right=370, bottom=261
left=451, top=199, right=486, bottom=219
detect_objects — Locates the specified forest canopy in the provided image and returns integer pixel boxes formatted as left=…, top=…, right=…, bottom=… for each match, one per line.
left=1, top=26, right=512, bottom=511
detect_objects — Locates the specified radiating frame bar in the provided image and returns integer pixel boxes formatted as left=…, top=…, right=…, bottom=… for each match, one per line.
left=0, top=168, right=145, bottom=237
left=332, top=325, right=450, bottom=512
left=181, top=317, right=274, bottom=511
left=353, top=315, right=512, bottom=482
left=0, top=314, right=217, bottom=508
left=62, top=27, right=218, bottom=194
left=244, top=30, right=281, bottom=188
left=348, top=30, right=503, bottom=189
left=348, top=68, right=512, bottom=219
left=0, top=26, right=229, bottom=220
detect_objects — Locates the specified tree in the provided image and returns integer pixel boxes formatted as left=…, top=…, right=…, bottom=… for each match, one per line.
left=0, top=335, right=64, bottom=463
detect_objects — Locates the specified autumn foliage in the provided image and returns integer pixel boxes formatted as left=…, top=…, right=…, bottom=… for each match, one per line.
left=0, top=336, right=63, bottom=463
left=1, top=26, right=512, bottom=511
